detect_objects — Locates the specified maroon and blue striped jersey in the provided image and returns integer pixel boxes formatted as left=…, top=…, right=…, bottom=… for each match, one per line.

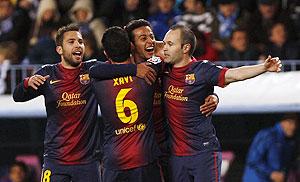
left=13, top=60, right=101, bottom=165
left=89, top=57, right=169, bottom=156
left=92, top=66, right=160, bottom=170
left=163, top=59, right=228, bottom=156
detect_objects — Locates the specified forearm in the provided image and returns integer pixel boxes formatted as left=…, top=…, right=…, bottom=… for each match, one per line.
left=225, top=64, right=266, bottom=84
left=13, top=79, right=40, bottom=102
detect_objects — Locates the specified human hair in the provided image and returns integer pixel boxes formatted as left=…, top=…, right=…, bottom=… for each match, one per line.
left=55, top=23, right=80, bottom=46
left=281, top=113, right=298, bottom=123
left=124, top=19, right=152, bottom=43
left=9, top=161, right=28, bottom=174
left=170, top=24, right=197, bottom=56
left=101, top=26, right=131, bottom=62
left=230, top=27, right=248, bottom=40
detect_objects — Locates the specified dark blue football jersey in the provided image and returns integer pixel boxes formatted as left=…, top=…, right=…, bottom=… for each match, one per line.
left=13, top=60, right=101, bottom=165
left=92, top=63, right=160, bottom=170
left=163, top=59, right=228, bottom=156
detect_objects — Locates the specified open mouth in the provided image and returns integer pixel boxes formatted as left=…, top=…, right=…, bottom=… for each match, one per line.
left=145, top=46, right=154, bottom=53
left=72, top=51, right=83, bottom=58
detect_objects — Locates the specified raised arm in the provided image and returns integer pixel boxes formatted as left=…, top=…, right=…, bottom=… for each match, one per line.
left=224, top=56, right=281, bottom=85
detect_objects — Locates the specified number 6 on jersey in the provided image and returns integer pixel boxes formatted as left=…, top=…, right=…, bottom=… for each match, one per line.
left=115, top=88, right=139, bottom=124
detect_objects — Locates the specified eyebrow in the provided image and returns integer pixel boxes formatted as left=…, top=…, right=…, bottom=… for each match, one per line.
left=137, top=33, right=154, bottom=39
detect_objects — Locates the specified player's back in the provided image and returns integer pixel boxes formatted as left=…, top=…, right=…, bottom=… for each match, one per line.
left=92, top=75, right=160, bottom=170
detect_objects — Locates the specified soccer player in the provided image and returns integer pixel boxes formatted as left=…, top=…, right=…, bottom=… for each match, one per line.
left=90, top=19, right=219, bottom=181
left=13, top=23, right=102, bottom=182
left=92, top=26, right=162, bottom=182
left=162, top=24, right=282, bottom=182
left=12, top=21, right=158, bottom=181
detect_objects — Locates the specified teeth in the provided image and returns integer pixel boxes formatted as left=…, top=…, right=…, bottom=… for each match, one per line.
left=146, top=47, right=154, bottom=51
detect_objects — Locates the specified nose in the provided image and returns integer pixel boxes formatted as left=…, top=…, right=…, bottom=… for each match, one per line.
left=74, top=40, right=82, bottom=47
left=147, top=36, right=155, bottom=44
left=163, top=44, right=168, bottom=52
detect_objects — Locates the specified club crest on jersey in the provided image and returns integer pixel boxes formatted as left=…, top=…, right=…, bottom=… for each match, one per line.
left=79, top=74, right=90, bottom=85
left=147, top=56, right=162, bottom=65
left=185, top=73, right=195, bottom=84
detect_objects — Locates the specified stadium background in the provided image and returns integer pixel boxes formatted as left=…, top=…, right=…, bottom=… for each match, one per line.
left=0, top=0, right=299, bottom=181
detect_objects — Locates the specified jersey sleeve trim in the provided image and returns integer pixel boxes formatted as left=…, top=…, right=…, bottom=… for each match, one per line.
left=24, top=77, right=30, bottom=89
left=218, top=68, right=228, bottom=88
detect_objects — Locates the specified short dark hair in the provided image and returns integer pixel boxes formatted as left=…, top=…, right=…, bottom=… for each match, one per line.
left=124, top=19, right=152, bottom=43
left=170, top=24, right=197, bottom=56
left=281, top=113, right=298, bottom=122
left=9, top=161, right=28, bottom=174
left=102, top=26, right=131, bottom=62
left=55, top=23, right=80, bottom=46
left=230, top=27, right=247, bottom=40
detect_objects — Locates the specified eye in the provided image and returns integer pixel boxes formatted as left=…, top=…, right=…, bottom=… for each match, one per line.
left=150, top=35, right=155, bottom=40
left=140, top=37, right=146, bottom=41
left=168, top=42, right=173, bottom=46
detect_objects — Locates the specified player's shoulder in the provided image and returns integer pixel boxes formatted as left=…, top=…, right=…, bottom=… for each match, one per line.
left=37, top=63, right=59, bottom=73
left=83, top=59, right=98, bottom=67
left=192, top=59, right=224, bottom=70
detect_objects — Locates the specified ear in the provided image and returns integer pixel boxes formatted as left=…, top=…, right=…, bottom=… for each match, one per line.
left=130, top=42, right=135, bottom=51
left=183, top=44, right=191, bottom=54
left=56, top=46, right=63, bottom=55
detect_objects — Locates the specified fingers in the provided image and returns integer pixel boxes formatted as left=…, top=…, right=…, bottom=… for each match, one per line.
left=200, top=95, right=218, bottom=116
left=145, top=71, right=156, bottom=85
left=266, top=55, right=272, bottom=62
left=136, top=63, right=157, bottom=85
left=28, top=75, right=49, bottom=90
left=143, top=76, right=152, bottom=85
left=200, top=105, right=216, bottom=116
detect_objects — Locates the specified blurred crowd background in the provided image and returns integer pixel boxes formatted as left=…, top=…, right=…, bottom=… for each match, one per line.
left=0, top=0, right=299, bottom=65
left=0, top=0, right=299, bottom=94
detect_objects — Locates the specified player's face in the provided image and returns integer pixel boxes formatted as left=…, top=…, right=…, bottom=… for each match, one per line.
left=163, top=29, right=184, bottom=66
left=60, top=31, right=85, bottom=68
left=132, top=26, right=155, bottom=63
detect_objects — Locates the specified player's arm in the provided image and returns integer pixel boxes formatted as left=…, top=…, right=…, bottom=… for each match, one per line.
left=224, top=56, right=281, bottom=85
left=13, top=74, right=49, bottom=102
left=89, top=62, right=157, bottom=85
left=200, top=93, right=219, bottom=117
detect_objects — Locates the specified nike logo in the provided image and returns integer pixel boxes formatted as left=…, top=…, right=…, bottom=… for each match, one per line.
left=49, top=80, right=61, bottom=84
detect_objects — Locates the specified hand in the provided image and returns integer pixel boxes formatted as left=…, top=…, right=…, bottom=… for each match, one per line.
left=270, top=171, right=285, bottom=182
left=264, top=55, right=282, bottom=72
left=200, top=94, right=219, bottom=117
left=136, top=62, right=157, bottom=85
left=28, top=74, right=50, bottom=90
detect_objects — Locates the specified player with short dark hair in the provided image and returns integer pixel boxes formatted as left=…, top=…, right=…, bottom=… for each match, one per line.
left=13, top=23, right=102, bottom=182
left=92, top=26, right=162, bottom=182
left=162, top=24, right=282, bottom=182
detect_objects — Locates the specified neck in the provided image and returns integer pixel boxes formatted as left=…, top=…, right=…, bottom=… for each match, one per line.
left=111, top=59, right=131, bottom=64
left=133, top=54, right=145, bottom=64
left=173, top=56, right=192, bottom=68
